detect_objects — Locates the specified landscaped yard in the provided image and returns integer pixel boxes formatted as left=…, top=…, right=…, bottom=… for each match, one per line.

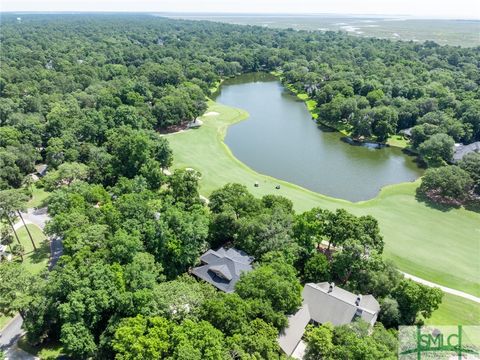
left=27, top=185, right=50, bottom=208
left=18, top=337, right=64, bottom=360
left=0, top=224, right=49, bottom=330
left=167, top=101, right=480, bottom=299
left=16, top=224, right=49, bottom=275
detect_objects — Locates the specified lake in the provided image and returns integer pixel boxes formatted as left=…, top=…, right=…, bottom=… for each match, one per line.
left=215, top=73, right=423, bottom=201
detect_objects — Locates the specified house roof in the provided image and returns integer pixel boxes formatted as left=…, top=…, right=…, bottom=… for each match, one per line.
left=278, top=304, right=311, bottom=356
left=453, top=142, right=480, bottom=162
left=278, top=282, right=380, bottom=356
left=192, top=247, right=253, bottom=293
left=35, top=164, right=48, bottom=176
left=304, top=283, right=379, bottom=325
left=399, top=127, right=413, bottom=137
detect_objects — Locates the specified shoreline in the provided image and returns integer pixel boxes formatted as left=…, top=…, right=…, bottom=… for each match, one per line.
left=166, top=98, right=480, bottom=298
left=273, top=71, right=411, bottom=150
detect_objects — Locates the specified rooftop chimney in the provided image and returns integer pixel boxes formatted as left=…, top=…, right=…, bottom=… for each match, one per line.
left=328, top=282, right=335, bottom=293
left=355, top=294, right=362, bottom=306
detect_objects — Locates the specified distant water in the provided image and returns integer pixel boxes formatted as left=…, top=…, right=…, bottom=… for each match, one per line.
left=216, top=73, right=423, bottom=201
left=162, top=13, right=480, bottom=47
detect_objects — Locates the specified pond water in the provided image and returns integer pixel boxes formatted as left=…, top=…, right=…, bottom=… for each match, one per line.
left=216, top=73, right=423, bottom=201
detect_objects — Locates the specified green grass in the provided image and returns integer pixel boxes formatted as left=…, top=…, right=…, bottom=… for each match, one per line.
left=387, top=135, right=409, bottom=149
left=27, top=185, right=50, bottom=208
left=167, top=100, right=480, bottom=298
left=427, top=293, right=480, bottom=325
left=18, top=337, right=64, bottom=360
left=0, top=315, right=13, bottom=331
left=16, top=224, right=49, bottom=275
left=0, top=224, right=49, bottom=331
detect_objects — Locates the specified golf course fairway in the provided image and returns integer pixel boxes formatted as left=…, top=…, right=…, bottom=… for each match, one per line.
left=166, top=100, right=480, bottom=300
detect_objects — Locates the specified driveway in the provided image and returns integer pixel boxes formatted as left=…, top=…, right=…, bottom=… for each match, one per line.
left=1, top=208, right=56, bottom=359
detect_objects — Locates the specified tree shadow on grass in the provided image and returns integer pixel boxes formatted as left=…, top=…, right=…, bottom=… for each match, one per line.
left=464, top=201, right=480, bottom=213
left=414, top=188, right=461, bottom=213
left=29, top=240, right=50, bottom=264
left=415, top=188, right=480, bottom=214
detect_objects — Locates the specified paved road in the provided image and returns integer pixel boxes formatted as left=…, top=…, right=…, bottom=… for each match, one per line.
left=0, top=316, right=23, bottom=349
left=401, top=272, right=480, bottom=304
left=1, top=208, right=54, bottom=359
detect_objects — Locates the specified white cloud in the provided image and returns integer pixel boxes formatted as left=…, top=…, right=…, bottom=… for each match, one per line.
left=1, top=0, right=479, bottom=20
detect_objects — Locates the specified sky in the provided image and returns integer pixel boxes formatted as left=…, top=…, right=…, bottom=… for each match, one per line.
left=1, top=0, right=479, bottom=20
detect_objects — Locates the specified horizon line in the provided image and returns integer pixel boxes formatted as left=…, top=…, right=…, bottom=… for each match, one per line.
left=1, top=11, right=479, bottom=21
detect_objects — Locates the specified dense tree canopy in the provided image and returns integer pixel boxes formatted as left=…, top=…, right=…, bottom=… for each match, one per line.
left=0, top=13, right=456, bottom=358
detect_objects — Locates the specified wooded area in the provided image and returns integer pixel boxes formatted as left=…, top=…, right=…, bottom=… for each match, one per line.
left=0, top=14, right=477, bottom=359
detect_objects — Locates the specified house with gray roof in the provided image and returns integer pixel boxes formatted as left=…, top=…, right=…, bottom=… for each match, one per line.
left=453, top=142, right=480, bottom=162
left=191, top=247, right=254, bottom=293
left=35, top=164, right=48, bottom=177
left=399, top=127, right=413, bottom=138
left=278, top=282, right=380, bottom=358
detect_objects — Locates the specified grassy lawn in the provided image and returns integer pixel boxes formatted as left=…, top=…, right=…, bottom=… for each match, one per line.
left=427, top=293, right=480, bottom=325
left=0, top=224, right=49, bottom=331
left=167, top=100, right=480, bottom=298
left=18, top=337, right=64, bottom=360
left=0, top=315, right=13, bottom=331
left=27, top=185, right=50, bottom=208
left=386, top=135, right=409, bottom=149
left=16, top=224, right=50, bottom=275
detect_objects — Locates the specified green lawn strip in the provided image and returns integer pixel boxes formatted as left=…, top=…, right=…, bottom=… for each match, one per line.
left=18, top=337, right=64, bottom=360
left=426, top=293, right=480, bottom=325
left=0, top=224, right=49, bottom=331
left=386, top=135, right=409, bottom=149
left=27, top=185, right=50, bottom=208
left=0, top=315, right=13, bottom=331
left=16, top=224, right=50, bottom=275
left=167, top=100, right=480, bottom=297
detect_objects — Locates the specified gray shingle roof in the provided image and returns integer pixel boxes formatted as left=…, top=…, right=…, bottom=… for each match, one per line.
left=278, top=282, right=380, bottom=356
left=192, top=247, right=253, bottom=293
left=399, top=127, right=413, bottom=137
left=453, top=142, right=480, bottom=162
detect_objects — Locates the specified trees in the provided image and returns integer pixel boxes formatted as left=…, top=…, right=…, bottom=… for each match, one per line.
left=418, top=165, right=473, bottom=203
left=235, top=206, right=295, bottom=258
left=303, top=253, right=330, bottom=283
left=226, top=318, right=280, bottom=360
left=0, top=262, right=36, bottom=319
left=43, top=162, right=89, bottom=190
left=112, top=315, right=172, bottom=360
left=292, top=207, right=326, bottom=254
left=209, top=183, right=260, bottom=217
left=392, top=279, right=443, bottom=324
left=3, top=13, right=474, bottom=356
left=459, top=152, right=480, bottom=194
left=304, top=322, right=398, bottom=360
left=304, top=323, right=335, bottom=360
left=106, top=127, right=172, bottom=182
left=378, top=296, right=401, bottom=328
left=0, top=189, right=34, bottom=250
left=235, top=256, right=302, bottom=315
left=154, top=275, right=217, bottom=321
left=418, top=133, right=455, bottom=165
left=167, top=169, right=201, bottom=208
left=169, top=319, right=227, bottom=360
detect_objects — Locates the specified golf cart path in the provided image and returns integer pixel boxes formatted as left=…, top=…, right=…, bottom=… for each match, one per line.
left=401, top=272, right=480, bottom=304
